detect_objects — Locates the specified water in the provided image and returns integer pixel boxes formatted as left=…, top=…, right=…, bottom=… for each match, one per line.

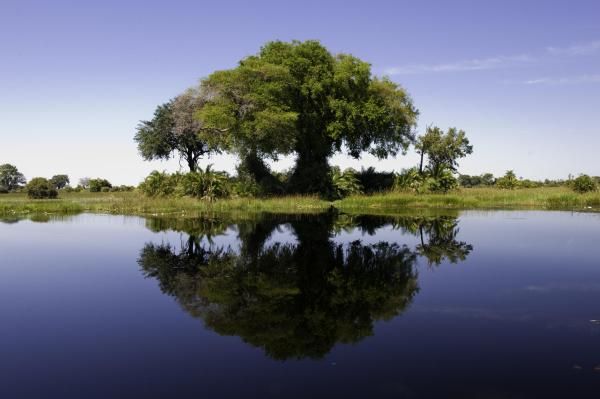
left=1, top=211, right=600, bottom=398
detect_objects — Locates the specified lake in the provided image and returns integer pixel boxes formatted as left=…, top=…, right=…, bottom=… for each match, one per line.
left=1, top=210, right=600, bottom=398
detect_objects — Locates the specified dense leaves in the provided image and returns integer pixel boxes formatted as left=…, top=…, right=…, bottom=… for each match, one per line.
left=571, top=174, right=597, bottom=193
left=26, top=177, right=58, bottom=199
left=50, top=174, right=70, bottom=189
left=198, top=40, right=418, bottom=194
left=0, top=164, right=26, bottom=191
left=135, top=89, right=216, bottom=172
left=415, top=126, right=473, bottom=174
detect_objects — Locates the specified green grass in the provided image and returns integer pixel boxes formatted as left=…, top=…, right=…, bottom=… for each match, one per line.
left=336, top=186, right=600, bottom=213
left=1, top=187, right=599, bottom=218
left=0, top=191, right=330, bottom=217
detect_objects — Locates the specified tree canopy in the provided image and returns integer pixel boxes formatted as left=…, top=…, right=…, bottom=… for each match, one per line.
left=50, top=174, right=70, bottom=189
left=198, top=40, right=418, bottom=194
left=135, top=89, right=217, bottom=172
left=415, top=126, right=473, bottom=175
left=0, top=164, right=26, bottom=191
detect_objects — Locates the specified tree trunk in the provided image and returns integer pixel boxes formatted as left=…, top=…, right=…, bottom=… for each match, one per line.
left=419, top=151, right=424, bottom=175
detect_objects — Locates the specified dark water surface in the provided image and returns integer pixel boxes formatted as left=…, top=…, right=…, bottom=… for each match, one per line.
left=1, top=211, right=600, bottom=398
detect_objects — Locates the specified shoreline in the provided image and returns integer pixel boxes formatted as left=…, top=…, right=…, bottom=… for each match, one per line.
left=1, top=187, right=599, bottom=219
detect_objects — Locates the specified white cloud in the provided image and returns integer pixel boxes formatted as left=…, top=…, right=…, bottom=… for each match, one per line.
left=524, top=74, right=600, bottom=85
left=384, top=54, right=534, bottom=75
left=546, top=40, right=600, bottom=56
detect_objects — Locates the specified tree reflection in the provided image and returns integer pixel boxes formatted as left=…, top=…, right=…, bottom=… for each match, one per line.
left=138, top=212, right=472, bottom=360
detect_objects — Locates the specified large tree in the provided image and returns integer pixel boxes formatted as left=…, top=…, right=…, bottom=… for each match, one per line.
left=415, top=126, right=473, bottom=175
left=0, top=164, right=26, bottom=191
left=198, top=40, right=418, bottom=194
left=135, top=88, right=215, bottom=172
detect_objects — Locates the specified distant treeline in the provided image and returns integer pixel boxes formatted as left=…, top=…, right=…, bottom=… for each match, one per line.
left=458, top=171, right=600, bottom=191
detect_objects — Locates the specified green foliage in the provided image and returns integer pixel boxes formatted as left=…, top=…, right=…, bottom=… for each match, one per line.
left=177, top=166, right=230, bottom=201
left=26, top=177, right=58, bottom=199
left=139, top=167, right=230, bottom=201
left=89, top=178, right=112, bottom=192
left=233, top=153, right=286, bottom=196
left=50, top=174, right=70, bottom=189
left=518, top=179, right=542, bottom=189
left=496, top=170, right=519, bottom=189
left=428, top=168, right=458, bottom=193
left=356, top=167, right=395, bottom=193
left=394, top=168, right=422, bottom=192
left=331, top=167, right=363, bottom=199
left=571, top=174, right=597, bottom=193
left=198, top=40, right=418, bottom=194
left=458, top=173, right=495, bottom=187
left=394, top=166, right=456, bottom=194
left=415, top=126, right=473, bottom=173
left=139, top=171, right=179, bottom=197
left=0, top=164, right=26, bottom=191
left=134, top=90, right=215, bottom=171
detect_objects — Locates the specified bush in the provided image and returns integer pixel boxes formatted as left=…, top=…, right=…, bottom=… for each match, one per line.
left=100, top=187, right=110, bottom=193
left=496, top=170, right=518, bottom=189
left=458, top=173, right=495, bottom=187
left=177, top=167, right=230, bottom=201
left=139, top=168, right=230, bottom=201
left=139, top=171, right=179, bottom=197
left=0, top=186, right=8, bottom=194
left=331, top=167, right=362, bottom=199
left=394, top=168, right=421, bottom=192
left=89, top=178, right=112, bottom=192
left=571, top=174, right=597, bottom=193
left=26, top=177, right=58, bottom=199
left=429, top=169, right=458, bottom=193
left=356, top=167, right=395, bottom=193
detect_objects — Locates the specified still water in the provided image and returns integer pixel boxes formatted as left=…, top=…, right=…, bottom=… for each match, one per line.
left=1, top=211, right=600, bottom=398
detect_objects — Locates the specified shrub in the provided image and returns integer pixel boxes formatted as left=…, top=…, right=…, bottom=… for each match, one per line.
left=394, top=168, right=421, bottom=192
left=496, top=170, right=518, bottom=189
left=458, top=173, right=495, bottom=187
left=100, top=187, right=110, bottom=193
left=331, top=167, right=362, bottom=199
left=89, top=178, right=112, bottom=192
left=356, top=167, right=395, bottom=193
left=26, top=177, right=58, bottom=199
left=139, top=171, right=179, bottom=197
left=0, top=186, right=8, bottom=194
left=177, top=167, right=230, bottom=201
left=571, top=174, right=597, bottom=193
left=139, top=168, right=230, bottom=201
left=428, top=169, right=458, bottom=193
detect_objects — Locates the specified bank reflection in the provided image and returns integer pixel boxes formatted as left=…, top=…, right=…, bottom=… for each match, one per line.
left=138, top=213, right=472, bottom=360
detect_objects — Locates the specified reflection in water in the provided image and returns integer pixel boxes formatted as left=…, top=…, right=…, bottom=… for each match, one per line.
left=138, top=212, right=472, bottom=359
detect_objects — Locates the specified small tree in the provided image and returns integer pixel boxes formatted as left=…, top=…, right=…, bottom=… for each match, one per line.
left=26, top=178, right=58, bottom=199
left=0, top=164, right=26, bottom=191
left=571, top=174, right=597, bottom=193
left=415, top=127, right=473, bottom=175
left=135, top=88, right=216, bottom=172
left=78, top=177, right=91, bottom=189
left=50, top=174, right=70, bottom=189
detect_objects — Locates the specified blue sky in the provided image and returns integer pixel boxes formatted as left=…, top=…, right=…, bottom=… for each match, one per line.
left=1, top=0, right=599, bottom=185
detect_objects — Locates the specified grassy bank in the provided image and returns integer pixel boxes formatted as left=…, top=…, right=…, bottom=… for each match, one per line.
left=0, top=192, right=330, bottom=216
left=1, top=187, right=599, bottom=218
left=335, top=186, right=600, bottom=214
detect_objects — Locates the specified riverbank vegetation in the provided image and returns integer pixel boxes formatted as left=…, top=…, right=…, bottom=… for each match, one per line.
left=2, top=40, right=598, bottom=214
left=2, top=187, right=600, bottom=218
